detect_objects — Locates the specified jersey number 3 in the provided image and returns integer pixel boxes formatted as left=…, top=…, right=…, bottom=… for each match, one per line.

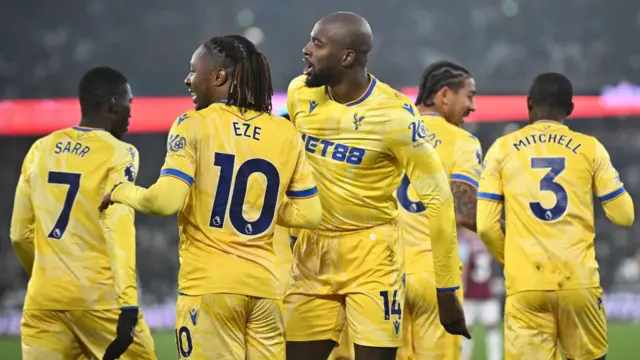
left=47, top=171, right=81, bottom=239
left=209, top=152, right=280, bottom=236
left=529, top=157, right=568, bottom=221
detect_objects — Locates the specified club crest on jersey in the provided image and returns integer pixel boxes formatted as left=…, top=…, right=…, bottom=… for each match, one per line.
left=309, top=100, right=318, bottom=114
left=124, top=163, right=136, bottom=182
left=408, top=119, right=428, bottom=143
left=168, top=134, right=187, bottom=152
left=353, top=113, right=365, bottom=130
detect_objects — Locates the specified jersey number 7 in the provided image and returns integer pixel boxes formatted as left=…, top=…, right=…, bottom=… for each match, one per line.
left=529, top=157, right=568, bottom=222
left=47, top=171, right=81, bottom=239
left=209, top=152, right=280, bottom=236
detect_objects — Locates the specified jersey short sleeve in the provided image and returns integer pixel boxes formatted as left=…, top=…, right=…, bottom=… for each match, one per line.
left=451, top=135, right=483, bottom=188
left=593, top=139, right=625, bottom=203
left=106, top=144, right=140, bottom=190
left=160, top=112, right=198, bottom=186
left=286, top=134, right=318, bottom=199
left=477, top=140, right=504, bottom=202
left=287, top=76, right=306, bottom=124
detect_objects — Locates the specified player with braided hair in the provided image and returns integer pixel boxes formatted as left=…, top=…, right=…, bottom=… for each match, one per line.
left=100, top=34, right=322, bottom=359
left=396, top=60, right=481, bottom=360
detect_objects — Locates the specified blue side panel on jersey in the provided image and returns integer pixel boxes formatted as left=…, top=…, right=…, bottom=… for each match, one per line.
left=477, top=192, right=504, bottom=201
left=451, top=173, right=479, bottom=188
left=160, top=168, right=194, bottom=185
left=599, top=186, right=626, bottom=203
left=286, top=187, right=318, bottom=198
left=436, top=286, right=460, bottom=292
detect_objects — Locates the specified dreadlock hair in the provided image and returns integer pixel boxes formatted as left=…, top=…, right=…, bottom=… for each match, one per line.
left=415, top=60, right=472, bottom=107
left=202, top=35, right=273, bottom=113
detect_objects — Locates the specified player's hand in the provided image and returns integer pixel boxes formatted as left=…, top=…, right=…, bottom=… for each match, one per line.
left=437, top=291, right=471, bottom=339
left=103, top=307, right=139, bottom=360
left=98, top=184, right=121, bottom=212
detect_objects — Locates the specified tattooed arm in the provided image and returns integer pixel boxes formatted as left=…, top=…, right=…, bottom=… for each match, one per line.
left=451, top=180, right=477, bottom=232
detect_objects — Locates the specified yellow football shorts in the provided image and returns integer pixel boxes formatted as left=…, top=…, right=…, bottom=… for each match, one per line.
left=285, top=221, right=406, bottom=348
left=175, top=293, right=285, bottom=360
left=397, top=260, right=464, bottom=360
left=505, top=287, right=607, bottom=360
left=21, top=308, right=155, bottom=360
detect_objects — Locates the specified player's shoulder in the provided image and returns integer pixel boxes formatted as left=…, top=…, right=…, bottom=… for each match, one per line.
left=370, top=78, right=415, bottom=109
left=287, top=75, right=325, bottom=101
left=171, top=109, right=202, bottom=129
left=288, top=75, right=307, bottom=93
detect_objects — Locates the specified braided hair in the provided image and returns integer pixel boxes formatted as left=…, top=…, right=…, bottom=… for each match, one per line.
left=202, top=35, right=273, bottom=113
left=415, top=61, right=471, bottom=107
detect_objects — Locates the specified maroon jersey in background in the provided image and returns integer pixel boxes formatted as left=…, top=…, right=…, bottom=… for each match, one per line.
left=459, top=229, right=494, bottom=300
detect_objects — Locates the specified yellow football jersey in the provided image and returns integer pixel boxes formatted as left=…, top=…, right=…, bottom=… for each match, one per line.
left=10, top=126, right=140, bottom=310
left=160, top=103, right=317, bottom=299
left=287, top=75, right=460, bottom=290
left=478, top=121, right=628, bottom=294
left=396, top=114, right=483, bottom=274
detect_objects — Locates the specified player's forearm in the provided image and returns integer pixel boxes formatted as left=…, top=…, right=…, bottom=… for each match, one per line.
left=277, top=195, right=322, bottom=229
left=451, top=181, right=478, bottom=232
left=477, top=200, right=505, bottom=265
left=103, top=205, right=139, bottom=307
left=428, top=195, right=462, bottom=291
left=602, top=191, right=634, bottom=227
left=112, top=176, right=189, bottom=216
left=10, top=179, right=35, bottom=274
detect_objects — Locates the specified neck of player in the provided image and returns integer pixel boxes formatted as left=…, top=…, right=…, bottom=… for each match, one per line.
left=328, top=69, right=370, bottom=105
left=79, top=117, right=110, bottom=131
left=417, top=104, right=443, bottom=118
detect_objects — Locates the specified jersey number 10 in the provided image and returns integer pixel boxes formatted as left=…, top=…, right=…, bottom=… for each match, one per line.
left=209, top=152, right=280, bottom=236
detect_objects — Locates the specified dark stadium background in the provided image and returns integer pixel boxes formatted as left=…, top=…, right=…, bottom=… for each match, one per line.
left=1, top=0, right=640, bottom=358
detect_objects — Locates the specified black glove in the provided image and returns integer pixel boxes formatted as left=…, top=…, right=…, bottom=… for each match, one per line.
left=103, top=307, right=139, bottom=360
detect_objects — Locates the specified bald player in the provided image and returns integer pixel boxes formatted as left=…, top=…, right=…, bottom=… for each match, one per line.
left=285, top=12, right=469, bottom=360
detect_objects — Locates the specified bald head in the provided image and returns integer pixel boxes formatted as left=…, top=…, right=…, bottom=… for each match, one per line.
left=317, top=12, right=373, bottom=63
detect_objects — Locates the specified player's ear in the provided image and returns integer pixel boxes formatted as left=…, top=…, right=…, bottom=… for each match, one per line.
left=213, top=68, right=227, bottom=86
left=526, top=96, right=533, bottom=111
left=108, top=96, right=119, bottom=115
left=566, top=102, right=574, bottom=117
left=341, top=50, right=356, bottom=67
left=439, top=87, right=450, bottom=106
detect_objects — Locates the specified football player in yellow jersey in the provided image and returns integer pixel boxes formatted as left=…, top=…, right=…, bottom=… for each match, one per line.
left=100, top=35, right=322, bottom=360
left=285, top=12, right=469, bottom=360
left=10, top=67, right=156, bottom=360
left=477, top=73, right=635, bottom=360
left=396, top=61, right=482, bottom=360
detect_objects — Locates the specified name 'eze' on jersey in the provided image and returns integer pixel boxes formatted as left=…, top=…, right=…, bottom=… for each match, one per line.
left=287, top=74, right=433, bottom=232
left=160, top=103, right=316, bottom=298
